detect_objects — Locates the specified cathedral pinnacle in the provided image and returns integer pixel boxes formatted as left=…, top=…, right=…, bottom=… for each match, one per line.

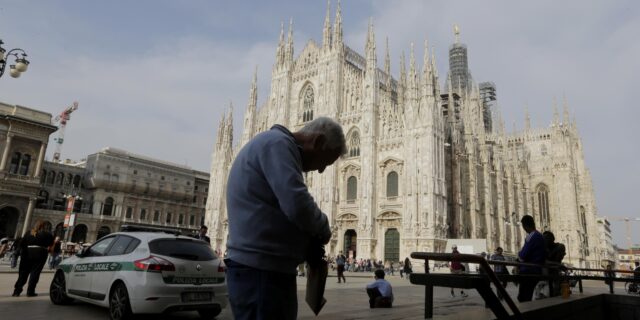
left=562, top=94, right=570, bottom=126
left=552, top=96, right=560, bottom=126
left=286, top=18, right=294, bottom=62
left=384, top=37, right=391, bottom=76
left=365, top=18, right=376, bottom=61
left=525, top=104, right=531, bottom=131
left=276, top=21, right=285, bottom=66
left=323, top=0, right=332, bottom=49
left=409, top=42, right=417, bottom=96
left=333, top=0, right=343, bottom=49
left=249, top=65, right=258, bottom=107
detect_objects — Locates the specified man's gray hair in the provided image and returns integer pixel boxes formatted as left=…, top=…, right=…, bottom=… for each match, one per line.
left=298, top=117, right=347, bottom=155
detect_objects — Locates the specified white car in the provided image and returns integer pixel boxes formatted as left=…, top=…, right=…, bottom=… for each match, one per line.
left=50, top=228, right=228, bottom=320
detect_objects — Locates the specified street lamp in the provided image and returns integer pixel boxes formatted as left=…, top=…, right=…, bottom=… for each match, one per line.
left=0, top=39, right=30, bottom=79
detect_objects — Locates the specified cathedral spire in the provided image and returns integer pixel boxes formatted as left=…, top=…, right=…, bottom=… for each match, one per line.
left=454, top=24, right=460, bottom=44
left=398, top=51, right=407, bottom=108
left=276, top=21, right=285, bottom=66
left=286, top=18, right=294, bottom=63
left=525, top=104, right=531, bottom=131
left=384, top=37, right=391, bottom=77
left=562, top=94, right=570, bottom=126
left=243, top=67, right=258, bottom=145
left=422, top=39, right=433, bottom=93
left=332, top=0, right=343, bottom=50
left=552, top=96, right=560, bottom=126
left=322, top=0, right=332, bottom=50
left=365, top=18, right=376, bottom=65
left=409, top=42, right=418, bottom=100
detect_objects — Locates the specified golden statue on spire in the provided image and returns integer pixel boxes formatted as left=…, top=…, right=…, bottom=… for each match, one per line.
left=454, top=24, right=460, bottom=43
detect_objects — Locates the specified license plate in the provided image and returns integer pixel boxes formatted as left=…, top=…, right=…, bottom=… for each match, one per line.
left=181, top=292, right=212, bottom=302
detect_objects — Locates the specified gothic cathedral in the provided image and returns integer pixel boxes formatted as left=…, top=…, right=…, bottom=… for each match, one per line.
left=206, top=2, right=600, bottom=268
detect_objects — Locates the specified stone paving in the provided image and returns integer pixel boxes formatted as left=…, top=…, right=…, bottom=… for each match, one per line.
left=0, top=262, right=627, bottom=320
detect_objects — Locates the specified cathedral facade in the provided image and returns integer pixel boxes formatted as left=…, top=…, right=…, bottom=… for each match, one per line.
left=206, top=3, right=602, bottom=268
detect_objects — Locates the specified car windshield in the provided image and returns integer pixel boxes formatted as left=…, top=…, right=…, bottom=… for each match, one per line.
left=148, top=238, right=216, bottom=261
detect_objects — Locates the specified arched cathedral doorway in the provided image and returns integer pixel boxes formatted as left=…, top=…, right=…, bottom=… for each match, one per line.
left=344, top=229, right=357, bottom=259
left=384, top=228, right=400, bottom=263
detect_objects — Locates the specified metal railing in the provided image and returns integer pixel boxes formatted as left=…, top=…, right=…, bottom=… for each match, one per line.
left=410, top=252, right=640, bottom=320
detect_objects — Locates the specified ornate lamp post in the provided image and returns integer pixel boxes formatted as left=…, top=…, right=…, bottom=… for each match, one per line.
left=0, top=39, right=30, bottom=79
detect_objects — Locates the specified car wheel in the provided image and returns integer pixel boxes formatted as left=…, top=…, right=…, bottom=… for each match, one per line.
left=109, top=282, right=133, bottom=320
left=50, top=271, right=74, bottom=305
left=198, top=307, right=222, bottom=319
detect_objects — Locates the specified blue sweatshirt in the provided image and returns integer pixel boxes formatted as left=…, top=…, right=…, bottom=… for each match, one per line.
left=518, top=230, right=546, bottom=274
left=225, top=125, right=331, bottom=274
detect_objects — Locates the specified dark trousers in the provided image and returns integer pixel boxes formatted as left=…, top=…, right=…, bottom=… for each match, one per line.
left=517, top=276, right=539, bottom=302
left=225, top=259, right=297, bottom=320
left=14, top=247, right=47, bottom=295
left=337, top=265, right=346, bottom=283
left=366, top=288, right=392, bottom=308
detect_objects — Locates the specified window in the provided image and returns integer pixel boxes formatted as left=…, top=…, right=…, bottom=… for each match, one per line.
left=205, top=187, right=208, bottom=193
left=66, top=173, right=73, bottom=186
left=166, top=213, right=172, bottom=224
left=200, top=216, right=205, bottom=226
left=203, top=197, right=207, bottom=205
left=86, top=236, right=116, bottom=257
left=140, top=209, right=147, bottom=220
left=102, top=197, right=114, bottom=216
left=153, top=210, right=160, bottom=222
left=125, top=207, right=133, bottom=219
left=195, top=186, right=199, bottom=191
left=190, top=215, right=195, bottom=226
left=9, top=152, right=21, bottom=174
left=347, top=176, right=357, bottom=202
left=348, top=132, right=360, bottom=157
left=133, top=170, right=137, bottom=174
left=57, top=172, right=65, bottom=185
left=537, top=184, right=550, bottom=228
left=387, top=171, right=399, bottom=197
left=302, top=85, right=315, bottom=122
left=541, top=145, right=548, bottom=156
left=179, top=214, right=184, bottom=225
left=47, top=171, right=56, bottom=184
left=149, top=239, right=216, bottom=261
left=73, top=175, right=81, bottom=188
left=18, top=154, right=31, bottom=175
left=193, top=195, right=197, bottom=203
left=107, top=236, right=135, bottom=256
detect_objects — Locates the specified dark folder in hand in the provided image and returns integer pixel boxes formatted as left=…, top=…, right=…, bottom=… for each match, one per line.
left=305, top=262, right=328, bottom=315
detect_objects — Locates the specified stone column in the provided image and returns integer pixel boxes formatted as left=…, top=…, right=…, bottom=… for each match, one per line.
left=0, top=134, right=14, bottom=171
left=34, top=142, right=47, bottom=178
left=20, top=197, right=38, bottom=237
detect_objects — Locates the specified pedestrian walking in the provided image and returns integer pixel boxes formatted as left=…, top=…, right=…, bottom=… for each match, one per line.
left=48, top=236, right=62, bottom=269
left=449, top=245, right=468, bottom=297
left=224, top=117, right=346, bottom=320
left=13, top=221, right=54, bottom=297
left=336, top=251, right=347, bottom=283
left=490, top=247, right=509, bottom=300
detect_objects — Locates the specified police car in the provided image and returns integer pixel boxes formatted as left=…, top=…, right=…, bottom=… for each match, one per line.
left=49, top=226, right=227, bottom=320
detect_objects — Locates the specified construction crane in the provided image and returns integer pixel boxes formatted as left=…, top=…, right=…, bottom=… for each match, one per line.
left=52, top=101, right=79, bottom=163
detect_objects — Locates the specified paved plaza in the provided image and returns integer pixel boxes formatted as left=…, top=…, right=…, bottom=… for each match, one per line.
left=0, top=261, right=626, bottom=320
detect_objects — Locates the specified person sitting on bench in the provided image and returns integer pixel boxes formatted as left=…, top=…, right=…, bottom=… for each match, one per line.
left=366, top=269, right=394, bottom=308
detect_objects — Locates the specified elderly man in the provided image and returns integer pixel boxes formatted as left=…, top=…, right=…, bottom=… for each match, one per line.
left=225, top=117, right=346, bottom=320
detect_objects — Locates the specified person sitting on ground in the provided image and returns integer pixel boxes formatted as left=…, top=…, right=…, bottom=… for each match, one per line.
left=366, top=269, right=394, bottom=308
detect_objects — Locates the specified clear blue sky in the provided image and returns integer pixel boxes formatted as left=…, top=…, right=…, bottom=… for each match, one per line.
left=1, top=0, right=638, bottom=247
